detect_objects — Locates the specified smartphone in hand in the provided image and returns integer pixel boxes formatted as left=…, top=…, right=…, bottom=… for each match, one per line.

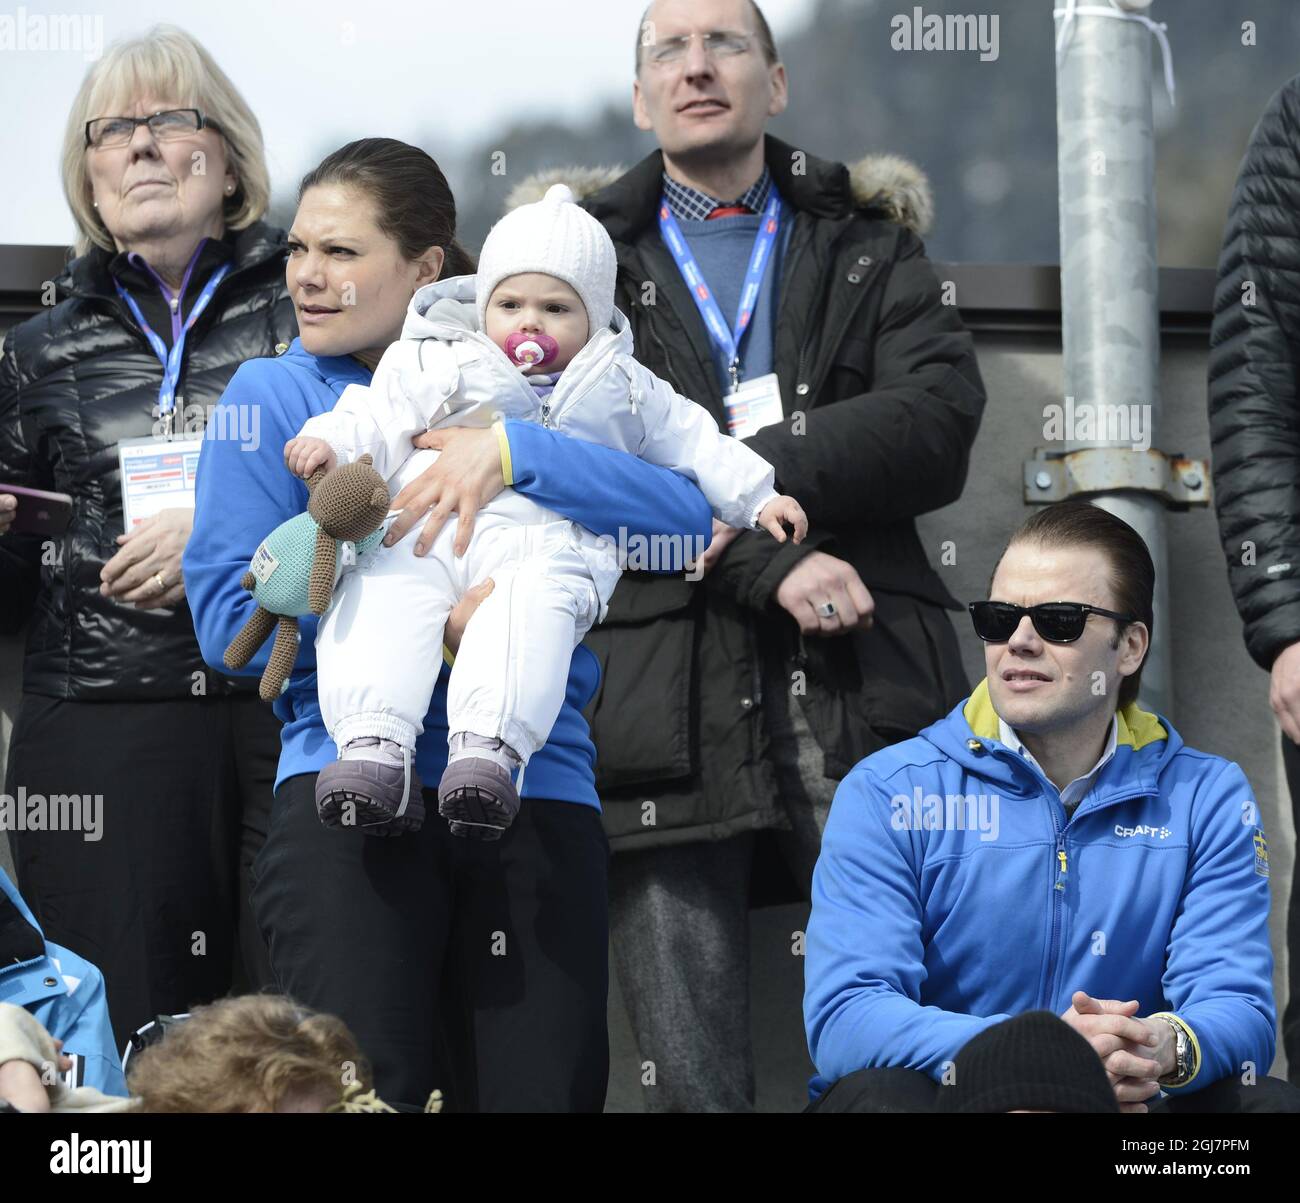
left=0, top=484, right=74, bottom=537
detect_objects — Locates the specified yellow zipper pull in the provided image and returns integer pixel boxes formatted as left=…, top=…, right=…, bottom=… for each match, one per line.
left=1054, top=846, right=1068, bottom=891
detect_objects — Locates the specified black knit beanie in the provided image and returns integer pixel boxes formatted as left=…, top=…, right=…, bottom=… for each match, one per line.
left=932, top=1011, right=1121, bottom=1113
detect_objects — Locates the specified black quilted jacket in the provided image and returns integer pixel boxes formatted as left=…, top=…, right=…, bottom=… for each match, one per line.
left=0, top=221, right=296, bottom=700
left=1209, top=75, right=1300, bottom=670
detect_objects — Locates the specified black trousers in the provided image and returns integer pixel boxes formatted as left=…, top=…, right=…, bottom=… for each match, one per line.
left=608, top=590, right=971, bottom=1113
left=5, top=691, right=279, bottom=1052
left=1278, top=734, right=1300, bottom=1083
left=251, top=774, right=610, bottom=1112
left=807, top=1066, right=1300, bottom=1113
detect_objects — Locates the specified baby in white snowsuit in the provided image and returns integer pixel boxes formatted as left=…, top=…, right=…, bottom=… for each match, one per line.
left=284, top=184, right=805, bottom=839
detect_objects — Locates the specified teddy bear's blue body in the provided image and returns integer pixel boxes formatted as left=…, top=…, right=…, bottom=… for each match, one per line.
left=247, top=512, right=386, bottom=617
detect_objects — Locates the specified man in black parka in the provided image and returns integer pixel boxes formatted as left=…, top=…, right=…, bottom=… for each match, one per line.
left=510, top=0, right=985, bottom=1109
left=1209, top=72, right=1300, bottom=1085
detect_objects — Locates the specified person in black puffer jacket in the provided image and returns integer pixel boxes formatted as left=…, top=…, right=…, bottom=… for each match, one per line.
left=1208, top=72, right=1300, bottom=1085
left=0, top=26, right=295, bottom=1051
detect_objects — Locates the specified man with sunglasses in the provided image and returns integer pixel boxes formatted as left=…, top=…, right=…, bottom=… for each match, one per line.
left=804, top=502, right=1298, bottom=1113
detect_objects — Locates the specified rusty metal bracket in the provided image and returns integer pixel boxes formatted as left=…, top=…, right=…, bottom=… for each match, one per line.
left=1023, top=447, right=1211, bottom=508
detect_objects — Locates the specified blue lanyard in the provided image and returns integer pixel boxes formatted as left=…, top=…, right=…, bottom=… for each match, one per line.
left=114, top=262, right=231, bottom=434
left=657, top=190, right=781, bottom=393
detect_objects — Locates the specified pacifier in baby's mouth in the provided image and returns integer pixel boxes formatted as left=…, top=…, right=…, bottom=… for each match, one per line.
left=505, top=331, right=559, bottom=369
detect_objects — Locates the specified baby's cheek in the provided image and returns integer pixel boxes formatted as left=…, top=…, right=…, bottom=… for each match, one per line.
left=564, top=323, right=588, bottom=359
left=482, top=310, right=506, bottom=348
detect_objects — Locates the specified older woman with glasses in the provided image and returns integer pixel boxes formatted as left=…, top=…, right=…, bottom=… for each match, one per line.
left=0, top=25, right=295, bottom=1050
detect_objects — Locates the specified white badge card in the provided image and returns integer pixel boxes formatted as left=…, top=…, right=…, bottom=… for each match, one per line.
left=724, top=373, right=786, bottom=440
left=117, top=436, right=204, bottom=532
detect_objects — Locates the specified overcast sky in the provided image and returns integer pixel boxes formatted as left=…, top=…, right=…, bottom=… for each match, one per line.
left=0, top=0, right=822, bottom=246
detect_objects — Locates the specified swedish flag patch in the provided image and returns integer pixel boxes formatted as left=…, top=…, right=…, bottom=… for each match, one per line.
left=1253, top=829, right=1269, bottom=878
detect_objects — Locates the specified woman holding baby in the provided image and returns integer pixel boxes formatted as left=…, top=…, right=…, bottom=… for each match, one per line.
left=184, top=136, right=713, bottom=1111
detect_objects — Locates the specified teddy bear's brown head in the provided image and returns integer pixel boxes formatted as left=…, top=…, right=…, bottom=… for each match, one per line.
left=307, top=455, right=390, bottom=542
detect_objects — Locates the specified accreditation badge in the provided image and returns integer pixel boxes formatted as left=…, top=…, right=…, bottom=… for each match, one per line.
left=724, top=372, right=785, bottom=440
left=117, top=435, right=204, bottom=532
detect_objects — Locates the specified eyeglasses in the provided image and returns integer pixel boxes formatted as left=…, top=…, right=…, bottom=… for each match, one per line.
left=643, top=30, right=755, bottom=67
left=968, top=601, right=1139, bottom=644
left=85, top=108, right=218, bottom=149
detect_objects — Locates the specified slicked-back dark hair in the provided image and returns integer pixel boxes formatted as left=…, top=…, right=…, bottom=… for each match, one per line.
left=298, top=138, right=476, bottom=277
left=991, top=501, right=1155, bottom=709
left=635, top=0, right=780, bottom=71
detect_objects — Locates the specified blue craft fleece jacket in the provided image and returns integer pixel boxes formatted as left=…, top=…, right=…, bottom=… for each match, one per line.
left=804, top=679, right=1276, bottom=1099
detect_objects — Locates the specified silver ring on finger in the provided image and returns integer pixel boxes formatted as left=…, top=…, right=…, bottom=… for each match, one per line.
left=816, top=601, right=837, bottom=619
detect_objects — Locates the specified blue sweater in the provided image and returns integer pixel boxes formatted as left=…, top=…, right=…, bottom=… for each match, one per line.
left=804, top=680, right=1276, bottom=1099
left=182, top=339, right=712, bottom=806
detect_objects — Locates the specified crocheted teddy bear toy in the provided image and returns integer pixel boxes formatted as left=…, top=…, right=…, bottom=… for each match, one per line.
left=224, top=455, right=390, bottom=701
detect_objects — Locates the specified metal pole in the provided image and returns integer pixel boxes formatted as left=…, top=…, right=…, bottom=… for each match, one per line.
left=1054, top=0, right=1171, bottom=716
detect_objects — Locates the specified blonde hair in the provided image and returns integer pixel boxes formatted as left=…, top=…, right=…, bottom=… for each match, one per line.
left=126, top=995, right=368, bottom=1114
left=61, top=24, right=270, bottom=256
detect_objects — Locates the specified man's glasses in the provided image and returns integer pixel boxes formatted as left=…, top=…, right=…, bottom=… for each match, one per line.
left=85, top=108, right=217, bottom=149
left=643, top=30, right=754, bottom=67
left=968, top=601, right=1139, bottom=644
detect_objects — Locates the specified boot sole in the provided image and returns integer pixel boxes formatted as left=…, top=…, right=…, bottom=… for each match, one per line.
left=317, top=774, right=425, bottom=836
left=439, top=785, right=511, bottom=840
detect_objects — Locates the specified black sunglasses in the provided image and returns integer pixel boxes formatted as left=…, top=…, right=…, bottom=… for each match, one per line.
left=968, top=600, right=1139, bottom=644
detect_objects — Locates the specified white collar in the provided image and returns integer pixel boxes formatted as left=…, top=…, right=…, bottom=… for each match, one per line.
left=996, top=713, right=1119, bottom=810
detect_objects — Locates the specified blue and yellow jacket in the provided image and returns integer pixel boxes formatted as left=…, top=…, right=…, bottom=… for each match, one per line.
left=804, top=680, right=1276, bottom=1098
left=0, top=867, right=127, bottom=1096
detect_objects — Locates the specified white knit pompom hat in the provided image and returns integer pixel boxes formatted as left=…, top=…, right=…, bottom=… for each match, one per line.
left=474, top=183, right=617, bottom=337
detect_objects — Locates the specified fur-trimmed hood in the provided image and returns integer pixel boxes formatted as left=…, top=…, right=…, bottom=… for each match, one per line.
left=504, top=152, right=934, bottom=235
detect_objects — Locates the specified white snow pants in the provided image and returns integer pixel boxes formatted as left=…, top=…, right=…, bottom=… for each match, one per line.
left=316, top=458, right=601, bottom=765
